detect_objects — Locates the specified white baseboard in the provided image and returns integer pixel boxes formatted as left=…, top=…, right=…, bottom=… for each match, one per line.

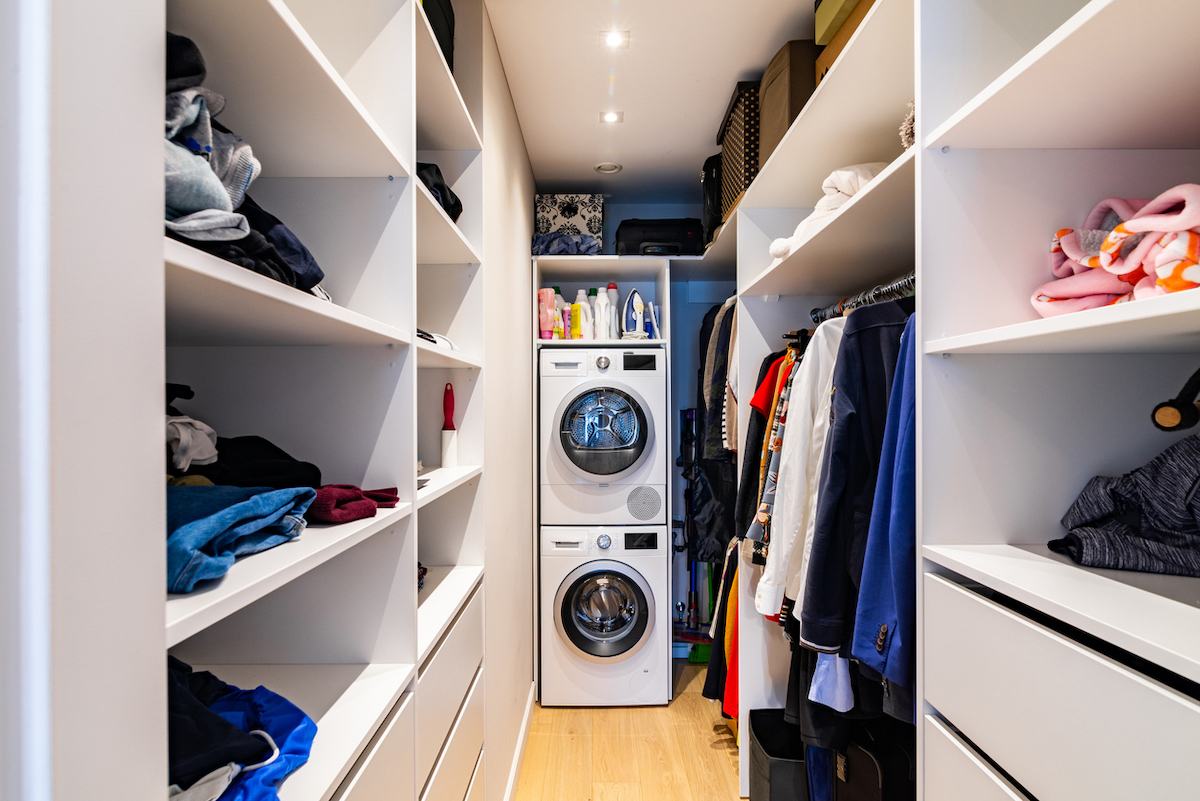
left=502, top=681, right=536, bottom=801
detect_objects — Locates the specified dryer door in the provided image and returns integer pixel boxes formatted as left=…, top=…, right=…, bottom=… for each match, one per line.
left=554, top=560, right=655, bottom=663
left=554, top=381, right=653, bottom=482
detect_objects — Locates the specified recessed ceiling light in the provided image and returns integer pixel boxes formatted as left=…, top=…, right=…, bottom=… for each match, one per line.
left=601, top=30, right=630, bottom=48
left=600, top=111, right=624, bottom=123
left=594, top=162, right=623, bottom=174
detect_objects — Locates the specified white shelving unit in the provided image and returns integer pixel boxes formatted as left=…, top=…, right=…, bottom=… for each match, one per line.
left=160, top=1, right=488, bottom=799
left=917, top=0, right=1200, bottom=798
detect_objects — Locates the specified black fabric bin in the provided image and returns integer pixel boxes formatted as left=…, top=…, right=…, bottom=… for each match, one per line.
left=750, top=708, right=809, bottom=801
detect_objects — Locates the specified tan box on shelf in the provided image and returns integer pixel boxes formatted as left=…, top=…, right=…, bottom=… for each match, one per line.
left=816, top=0, right=877, bottom=85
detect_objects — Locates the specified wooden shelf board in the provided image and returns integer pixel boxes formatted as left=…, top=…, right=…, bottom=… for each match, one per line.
left=417, top=465, right=483, bottom=508
left=927, top=0, right=1200, bottom=150
left=924, top=543, right=1200, bottom=684
left=165, top=238, right=411, bottom=347
left=741, top=149, right=915, bottom=297
left=417, top=565, right=484, bottom=664
left=167, top=0, right=408, bottom=178
left=193, top=662, right=415, bottom=801
left=926, top=287, right=1200, bottom=355
left=415, top=1, right=482, bottom=151
left=415, top=339, right=483, bottom=369
left=167, top=504, right=412, bottom=647
left=536, top=339, right=667, bottom=348
left=416, top=180, right=482, bottom=265
left=739, top=0, right=912, bottom=210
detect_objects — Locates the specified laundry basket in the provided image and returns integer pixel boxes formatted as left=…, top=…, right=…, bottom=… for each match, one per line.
left=749, top=708, right=808, bottom=801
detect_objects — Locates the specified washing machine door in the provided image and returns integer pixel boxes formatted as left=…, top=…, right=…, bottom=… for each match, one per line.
left=554, top=381, right=654, bottom=482
left=554, top=560, right=655, bottom=663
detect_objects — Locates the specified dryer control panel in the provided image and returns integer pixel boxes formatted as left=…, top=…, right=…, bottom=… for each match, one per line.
left=540, top=347, right=665, bottom=378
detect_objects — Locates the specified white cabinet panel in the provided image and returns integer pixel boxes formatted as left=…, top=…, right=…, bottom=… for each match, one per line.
left=421, top=668, right=485, bottom=801
left=924, top=574, right=1200, bottom=800
left=417, top=589, right=483, bottom=783
left=924, top=715, right=1026, bottom=801
left=335, top=692, right=415, bottom=801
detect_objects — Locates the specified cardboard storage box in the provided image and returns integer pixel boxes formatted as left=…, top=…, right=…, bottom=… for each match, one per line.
left=816, top=0, right=876, bottom=85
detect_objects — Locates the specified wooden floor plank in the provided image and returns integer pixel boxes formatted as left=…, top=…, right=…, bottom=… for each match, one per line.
left=513, top=732, right=551, bottom=801
left=593, top=782, right=643, bottom=801
left=543, top=707, right=594, bottom=801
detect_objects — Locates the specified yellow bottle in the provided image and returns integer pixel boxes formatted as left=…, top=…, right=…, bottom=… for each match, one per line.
left=570, top=303, right=582, bottom=339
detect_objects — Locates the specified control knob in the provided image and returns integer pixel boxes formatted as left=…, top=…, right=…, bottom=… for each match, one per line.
left=596, top=356, right=611, bottom=370
left=596, top=534, right=612, bottom=550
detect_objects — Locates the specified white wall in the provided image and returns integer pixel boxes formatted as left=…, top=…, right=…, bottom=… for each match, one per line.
left=482, top=5, right=537, bottom=799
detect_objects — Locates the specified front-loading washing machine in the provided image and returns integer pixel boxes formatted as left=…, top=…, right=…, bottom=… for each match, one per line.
left=539, top=525, right=670, bottom=706
left=539, top=346, right=667, bottom=525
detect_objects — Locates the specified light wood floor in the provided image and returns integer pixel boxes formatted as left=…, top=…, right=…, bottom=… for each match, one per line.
left=513, top=661, right=741, bottom=801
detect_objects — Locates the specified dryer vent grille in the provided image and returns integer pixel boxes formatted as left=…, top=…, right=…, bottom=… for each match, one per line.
left=627, top=486, right=662, bottom=520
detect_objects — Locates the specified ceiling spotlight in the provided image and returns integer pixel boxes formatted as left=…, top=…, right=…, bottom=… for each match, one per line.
left=594, top=162, right=623, bottom=174
left=601, top=30, right=630, bottom=48
left=600, top=111, right=624, bottom=123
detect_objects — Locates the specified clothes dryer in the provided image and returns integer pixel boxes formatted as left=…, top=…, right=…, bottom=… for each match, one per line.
left=539, top=525, right=670, bottom=706
left=539, top=347, right=667, bottom=525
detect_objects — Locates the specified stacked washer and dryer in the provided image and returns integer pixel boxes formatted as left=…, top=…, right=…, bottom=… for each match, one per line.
left=538, top=346, right=671, bottom=706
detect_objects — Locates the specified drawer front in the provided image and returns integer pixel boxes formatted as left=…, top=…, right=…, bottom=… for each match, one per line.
left=464, top=749, right=484, bottom=801
left=924, top=715, right=1026, bottom=801
left=924, top=573, right=1200, bottom=801
left=417, top=588, right=484, bottom=782
left=335, top=692, right=415, bottom=801
left=422, top=667, right=485, bottom=801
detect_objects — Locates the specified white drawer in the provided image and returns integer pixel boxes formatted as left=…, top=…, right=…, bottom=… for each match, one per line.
left=421, top=666, right=485, bottom=801
left=334, top=692, right=415, bottom=801
left=924, top=573, right=1200, bottom=801
left=417, top=588, right=483, bottom=783
left=464, top=749, right=484, bottom=801
left=924, top=715, right=1026, bottom=801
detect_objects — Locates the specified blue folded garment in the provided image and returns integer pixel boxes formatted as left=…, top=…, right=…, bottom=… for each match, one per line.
left=209, top=682, right=317, bottom=801
left=532, top=231, right=601, bottom=256
left=167, top=485, right=316, bottom=593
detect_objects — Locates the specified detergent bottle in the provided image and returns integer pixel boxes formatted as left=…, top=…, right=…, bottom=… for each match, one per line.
left=575, top=290, right=593, bottom=340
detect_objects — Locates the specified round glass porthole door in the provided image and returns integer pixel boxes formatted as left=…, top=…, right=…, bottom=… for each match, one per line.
left=554, top=561, right=655, bottom=662
left=556, top=385, right=651, bottom=481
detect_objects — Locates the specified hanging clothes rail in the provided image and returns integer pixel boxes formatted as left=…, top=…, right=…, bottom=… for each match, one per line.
left=810, top=271, right=915, bottom=325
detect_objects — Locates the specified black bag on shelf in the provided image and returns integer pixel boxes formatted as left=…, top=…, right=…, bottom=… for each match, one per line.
left=423, top=0, right=455, bottom=72
left=702, top=153, right=723, bottom=246
left=417, top=162, right=463, bottom=222
left=615, top=218, right=704, bottom=256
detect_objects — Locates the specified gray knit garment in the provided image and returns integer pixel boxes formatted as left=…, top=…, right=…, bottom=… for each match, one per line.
left=1050, top=435, right=1200, bottom=576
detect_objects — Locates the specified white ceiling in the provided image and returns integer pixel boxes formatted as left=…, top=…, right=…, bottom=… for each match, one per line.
left=487, top=0, right=815, bottom=203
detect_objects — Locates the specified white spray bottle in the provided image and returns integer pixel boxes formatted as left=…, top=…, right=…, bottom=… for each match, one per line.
left=607, top=282, right=620, bottom=339
left=594, top=290, right=611, bottom=340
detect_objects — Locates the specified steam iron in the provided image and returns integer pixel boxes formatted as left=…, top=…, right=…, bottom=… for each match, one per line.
left=622, top=287, right=648, bottom=339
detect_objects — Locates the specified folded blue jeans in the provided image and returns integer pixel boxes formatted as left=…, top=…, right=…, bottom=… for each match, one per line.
left=167, top=485, right=316, bottom=593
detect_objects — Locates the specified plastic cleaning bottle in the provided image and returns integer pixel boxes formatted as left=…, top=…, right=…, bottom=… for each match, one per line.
left=593, top=291, right=610, bottom=340
left=553, top=287, right=566, bottom=313
left=571, top=288, right=590, bottom=340
left=562, top=305, right=572, bottom=338
left=552, top=307, right=564, bottom=340
left=607, top=283, right=620, bottom=339
left=537, top=288, right=555, bottom=339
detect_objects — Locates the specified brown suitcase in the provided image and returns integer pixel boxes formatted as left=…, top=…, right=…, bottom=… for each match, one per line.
left=716, top=81, right=760, bottom=222
left=758, top=40, right=818, bottom=166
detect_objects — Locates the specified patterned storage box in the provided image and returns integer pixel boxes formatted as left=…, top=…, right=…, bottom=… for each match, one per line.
left=716, top=81, right=760, bottom=222
left=535, top=194, right=604, bottom=238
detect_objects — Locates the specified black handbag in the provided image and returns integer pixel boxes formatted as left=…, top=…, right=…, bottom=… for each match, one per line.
left=422, top=0, right=455, bottom=72
left=417, top=162, right=463, bottom=222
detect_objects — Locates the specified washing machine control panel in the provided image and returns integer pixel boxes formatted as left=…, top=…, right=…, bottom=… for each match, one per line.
left=542, top=527, right=666, bottom=556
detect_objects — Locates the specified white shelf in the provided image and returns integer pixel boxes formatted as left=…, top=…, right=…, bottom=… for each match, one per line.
left=926, top=287, right=1200, bottom=355
left=194, top=662, right=415, bottom=801
left=167, top=0, right=409, bottom=178
left=927, top=0, right=1200, bottom=150
left=416, top=180, right=482, bottom=264
left=741, top=149, right=914, bottom=297
left=415, top=339, right=483, bottom=369
left=924, top=543, right=1200, bottom=685
left=167, top=504, right=412, bottom=647
left=671, top=216, right=738, bottom=282
left=739, top=0, right=912, bottom=210
left=417, top=465, right=483, bottom=508
left=165, top=238, right=411, bottom=347
left=536, top=339, right=667, bottom=347
left=417, top=565, right=484, bottom=663
left=415, top=1, right=482, bottom=151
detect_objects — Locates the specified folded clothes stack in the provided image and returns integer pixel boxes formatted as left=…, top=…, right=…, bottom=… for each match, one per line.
left=164, top=32, right=329, bottom=299
left=168, top=657, right=316, bottom=801
left=165, top=384, right=401, bottom=594
left=1032, top=184, right=1200, bottom=317
left=767, top=162, right=888, bottom=263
